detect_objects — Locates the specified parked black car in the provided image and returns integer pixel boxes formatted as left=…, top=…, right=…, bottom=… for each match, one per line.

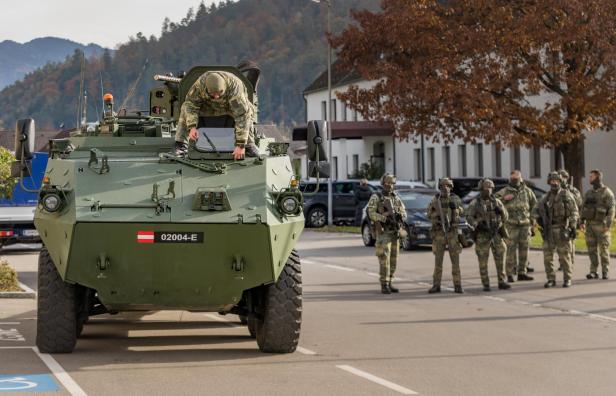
left=361, top=189, right=474, bottom=250
left=300, top=180, right=380, bottom=228
left=452, top=177, right=546, bottom=207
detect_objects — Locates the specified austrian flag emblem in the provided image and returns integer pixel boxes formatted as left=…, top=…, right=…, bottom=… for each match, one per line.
left=137, top=231, right=155, bottom=244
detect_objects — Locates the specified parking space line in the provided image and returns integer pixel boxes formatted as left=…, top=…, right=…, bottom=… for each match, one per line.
left=0, top=322, right=20, bottom=325
left=296, top=346, right=317, bottom=355
left=324, top=264, right=355, bottom=272
left=336, top=365, right=418, bottom=395
left=203, top=313, right=241, bottom=328
left=0, top=346, right=34, bottom=349
left=365, top=272, right=380, bottom=277
left=32, top=347, right=87, bottom=396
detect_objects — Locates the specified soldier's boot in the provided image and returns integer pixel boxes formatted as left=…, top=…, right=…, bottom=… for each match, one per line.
left=482, top=284, right=491, bottom=292
left=527, top=262, right=535, bottom=273
left=557, top=265, right=563, bottom=271
left=454, top=284, right=464, bottom=294
left=544, top=280, right=557, bottom=288
left=517, top=273, right=534, bottom=281
left=174, top=141, right=188, bottom=156
left=498, top=282, right=511, bottom=290
left=428, top=285, right=441, bottom=294
left=602, top=273, right=609, bottom=280
left=388, top=282, right=399, bottom=293
left=563, top=279, right=572, bottom=288
left=586, top=272, right=599, bottom=280
left=245, top=143, right=260, bottom=157
left=507, top=275, right=515, bottom=283
left=381, top=283, right=391, bottom=294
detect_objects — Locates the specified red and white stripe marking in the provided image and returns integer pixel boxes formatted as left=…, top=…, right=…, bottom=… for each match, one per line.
left=137, top=231, right=154, bottom=244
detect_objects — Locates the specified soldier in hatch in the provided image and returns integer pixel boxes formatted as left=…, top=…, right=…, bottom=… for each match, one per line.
left=174, top=71, right=257, bottom=160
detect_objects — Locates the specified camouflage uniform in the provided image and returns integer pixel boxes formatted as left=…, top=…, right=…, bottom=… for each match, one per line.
left=534, top=172, right=579, bottom=287
left=427, top=178, right=464, bottom=292
left=495, top=181, right=537, bottom=278
left=559, top=169, right=583, bottom=268
left=176, top=71, right=256, bottom=147
left=367, top=174, right=407, bottom=293
left=581, top=178, right=615, bottom=278
left=466, top=181, right=509, bottom=289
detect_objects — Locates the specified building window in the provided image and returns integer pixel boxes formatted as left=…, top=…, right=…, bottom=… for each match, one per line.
left=333, top=156, right=338, bottom=180
left=511, top=146, right=521, bottom=171
left=331, top=99, right=337, bottom=121
left=414, top=148, right=422, bottom=181
left=353, top=109, right=358, bottom=122
left=493, top=143, right=502, bottom=177
left=531, top=146, right=541, bottom=178
left=342, top=103, right=348, bottom=122
left=352, top=154, right=359, bottom=175
left=321, top=101, right=327, bottom=120
left=458, top=144, right=467, bottom=177
left=442, top=146, right=451, bottom=177
left=427, top=148, right=435, bottom=181
left=474, top=143, right=484, bottom=177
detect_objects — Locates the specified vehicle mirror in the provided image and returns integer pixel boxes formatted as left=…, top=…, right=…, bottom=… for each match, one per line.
left=306, top=120, right=328, bottom=162
left=14, top=118, right=35, bottom=161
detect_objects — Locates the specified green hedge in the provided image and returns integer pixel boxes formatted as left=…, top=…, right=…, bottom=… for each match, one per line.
left=530, top=226, right=616, bottom=253
left=0, top=260, right=21, bottom=292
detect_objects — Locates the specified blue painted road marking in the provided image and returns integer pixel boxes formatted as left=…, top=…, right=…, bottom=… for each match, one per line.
left=0, top=374, right=59, bottom=392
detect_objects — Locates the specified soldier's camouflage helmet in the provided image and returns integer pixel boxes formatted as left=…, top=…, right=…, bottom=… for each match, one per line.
left=477, top=178, right=495, bottom=190
left=558, top=169, right=570, bottom=180
left=380, top=173, right=396, bottom=185
left=205, top=72, right=226, bottom=94
left=438, top=178, right=453, bottom=188
left=547, top=171, right=562, bottom=183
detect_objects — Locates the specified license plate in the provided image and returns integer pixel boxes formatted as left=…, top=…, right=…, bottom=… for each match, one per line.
left=22, top=229, right=39, bottom=237
left=417, top=234, right=427, bottom=239
left=137, top=231, right=203, bottom=244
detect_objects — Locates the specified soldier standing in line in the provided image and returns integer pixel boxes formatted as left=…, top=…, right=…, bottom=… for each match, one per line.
left=427, top=178, right=464, bottom=294
left=558, top=169, right=583, bottom=271
left=174, top=71, right=258, bottom=160
left=580, top=169, right=615, bottom=280
left=495, top=170, right=537, bottom=283
left=367, top=174, right=407, bottom=294
left=354, top=179, right=373, bottom=226
left=466, top=179, right=511, bottom=291
left=534, top=172, right=579, bottom=288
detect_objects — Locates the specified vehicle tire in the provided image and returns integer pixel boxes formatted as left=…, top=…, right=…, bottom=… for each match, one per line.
left=307, top=206, right=327, bottom=228
left=247, top=317, right=257, bottom=338
left=255, top=250, right=302, bottom=353
left=362, top=223, right=376, bottom=247
left=461, top=239, right=474, bottom=248
left=239, top=315, right=248, bottom=325
left=401, top=226, right=414, bottom=251
left=36, top=248, right=77, bottom=353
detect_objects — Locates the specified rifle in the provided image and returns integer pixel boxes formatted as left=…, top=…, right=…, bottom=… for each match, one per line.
left=436, top=194, right=451, bottom=249
left=376, top=197, right=406, bottom=238
left=539, top=200, right=551, bottom=243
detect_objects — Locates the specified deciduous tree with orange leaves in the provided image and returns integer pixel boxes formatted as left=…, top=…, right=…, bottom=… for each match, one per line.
left=331, top=0, right=616, bottom=187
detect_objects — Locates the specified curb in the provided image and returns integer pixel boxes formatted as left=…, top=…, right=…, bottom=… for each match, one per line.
left=0, top=282, right=36, bottom=299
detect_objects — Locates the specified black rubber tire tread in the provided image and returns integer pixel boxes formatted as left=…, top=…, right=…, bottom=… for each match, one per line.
left=256, top=250, right=302, bottom=353
left=247, top=317, right=257, bottom=338
left=36, top=248, right=77, bottom=353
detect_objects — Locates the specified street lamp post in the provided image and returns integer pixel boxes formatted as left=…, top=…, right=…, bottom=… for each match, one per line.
left=313, top=0, right=333, bottom=227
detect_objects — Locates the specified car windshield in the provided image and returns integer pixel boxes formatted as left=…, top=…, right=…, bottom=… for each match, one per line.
left=195, top=128, right=236, bottom=152
left=400, top=193, right=434, bottom=210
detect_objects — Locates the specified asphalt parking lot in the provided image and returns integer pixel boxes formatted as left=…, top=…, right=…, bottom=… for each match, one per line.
left=1, top=232, right=616, bottom=395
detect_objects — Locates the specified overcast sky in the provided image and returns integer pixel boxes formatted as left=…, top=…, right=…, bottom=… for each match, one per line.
left=0, top=0, right=219, bottom=48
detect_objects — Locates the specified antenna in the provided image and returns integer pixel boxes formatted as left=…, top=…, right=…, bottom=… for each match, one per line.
left=120, top=58, right=149, bottom=112
left=99, top=71, right=105, bottom=121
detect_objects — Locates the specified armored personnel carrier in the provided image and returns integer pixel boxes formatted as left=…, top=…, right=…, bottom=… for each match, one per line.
left=12, top=64, right=327, bottom=354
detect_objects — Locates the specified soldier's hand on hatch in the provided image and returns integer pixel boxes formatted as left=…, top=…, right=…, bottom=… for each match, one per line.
left=233, top=146, right=245, bottom=160
left=188, top=127, right=199, bottom=141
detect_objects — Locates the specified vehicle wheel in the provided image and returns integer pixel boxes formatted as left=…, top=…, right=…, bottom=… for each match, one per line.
left=247, top=317, right=257, bottom=338
left=462, top=239, right=474, bottom=248
left=36, top=248, right=77, bottom=353
left=362, top=223, right=376, bottom=246
left=307, top=207, right=327, bottom=228
left=75, top=287, right=89, bottom=338
left=401, top=226, right=414, bottom=251
left=255, top=250, right=302, bottom=353
left=239, top=315, right=248, bottom=325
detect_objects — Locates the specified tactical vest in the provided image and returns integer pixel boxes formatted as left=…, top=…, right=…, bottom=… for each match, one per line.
left=500, top=186, right=531, bottom=225
left=582, top=186, right=612, bottom=223
left=542, top=190, right=570, bottom=226
left=376, top=192, right=403, bottom=232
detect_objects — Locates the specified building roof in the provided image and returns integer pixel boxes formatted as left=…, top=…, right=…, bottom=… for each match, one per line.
left=303, top=59, right=363, bottom=94
left=0, top=129, right=68, bottom=153
left=292, top=121, right=395, bottom=141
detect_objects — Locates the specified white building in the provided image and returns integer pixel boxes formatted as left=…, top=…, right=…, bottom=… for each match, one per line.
left=299, top=64, right=616, bottom=191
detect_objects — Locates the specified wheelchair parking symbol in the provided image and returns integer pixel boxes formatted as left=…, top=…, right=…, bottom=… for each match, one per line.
left=0, top=374, right=59, bottom=392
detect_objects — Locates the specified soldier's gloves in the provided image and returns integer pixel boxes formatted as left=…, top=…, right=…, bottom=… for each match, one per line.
left=449, top=202, right=457, bottom=210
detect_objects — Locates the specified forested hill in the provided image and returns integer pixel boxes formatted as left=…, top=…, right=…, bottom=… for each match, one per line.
left=0, top=37, right=106, bottom=90
left=0, top=0, right=378, bottom=131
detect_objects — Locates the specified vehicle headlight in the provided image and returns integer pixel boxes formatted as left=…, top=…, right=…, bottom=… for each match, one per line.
left=281, top=196, right=299, bottom=215
left=42, top=193, right=62, bottom=213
